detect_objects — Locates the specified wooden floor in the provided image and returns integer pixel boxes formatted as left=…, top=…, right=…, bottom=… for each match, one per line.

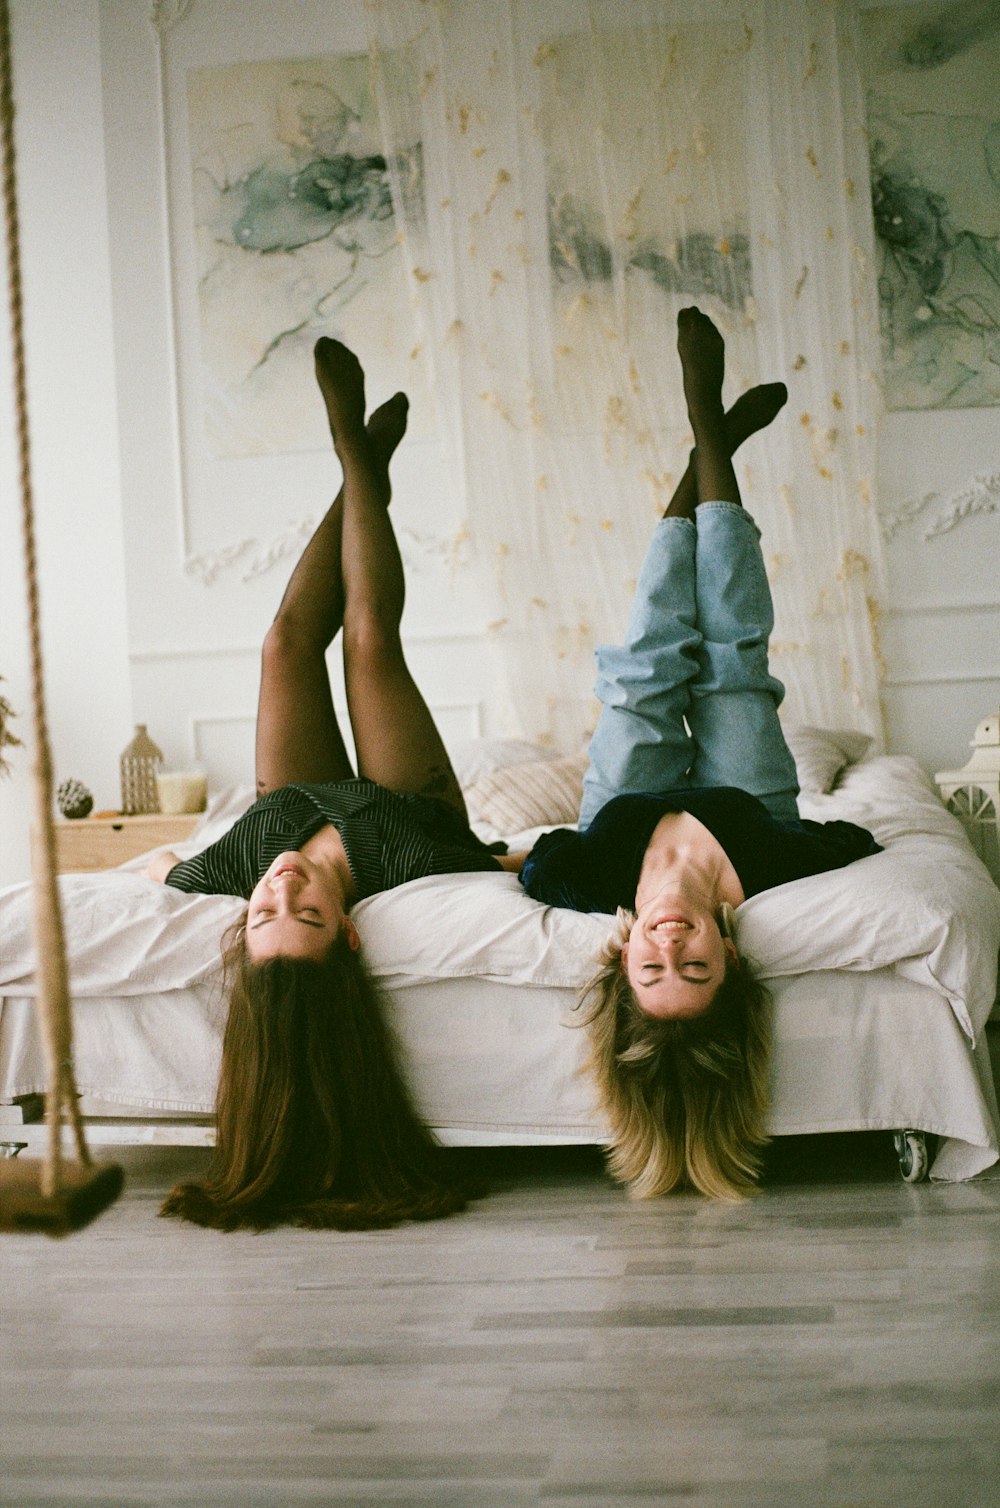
left=3, top=1130, right=1000, bottom=1507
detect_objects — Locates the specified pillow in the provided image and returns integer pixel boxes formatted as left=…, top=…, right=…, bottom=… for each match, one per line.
left=783, top=724, right=874, bottom=794
left=450, top=736, right=551, bottom=789
left=464, top=751, right=589, bottom=833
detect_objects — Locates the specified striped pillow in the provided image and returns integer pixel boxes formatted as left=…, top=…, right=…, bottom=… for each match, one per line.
left=464, top=751, right=588, bottom=833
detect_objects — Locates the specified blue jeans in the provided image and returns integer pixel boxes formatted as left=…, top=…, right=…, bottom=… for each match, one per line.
left=579, top=501, right=800, bottom=828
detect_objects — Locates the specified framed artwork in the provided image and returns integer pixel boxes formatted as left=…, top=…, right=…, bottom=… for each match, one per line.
left=862, top=2, right=1000, bottom=411
left=187, top=52, right=426, bottom=457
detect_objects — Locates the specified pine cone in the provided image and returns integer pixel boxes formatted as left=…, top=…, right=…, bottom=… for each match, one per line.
left=57, top=778, right=94, bottom=819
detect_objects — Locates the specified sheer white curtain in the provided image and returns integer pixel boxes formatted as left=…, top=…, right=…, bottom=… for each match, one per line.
left=366, top=0, right=885, bottom=752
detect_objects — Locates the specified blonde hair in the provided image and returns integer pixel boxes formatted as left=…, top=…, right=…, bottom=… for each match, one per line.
left=577, top=907, right=771, bottom=1201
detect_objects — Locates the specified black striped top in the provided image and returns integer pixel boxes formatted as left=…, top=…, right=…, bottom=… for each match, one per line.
left=164, top=778, right=501, bottom=901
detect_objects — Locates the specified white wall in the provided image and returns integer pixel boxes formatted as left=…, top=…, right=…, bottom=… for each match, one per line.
left=879, top=406, right=1000, bottom=780
left=0, top=0, right=132, bottom=887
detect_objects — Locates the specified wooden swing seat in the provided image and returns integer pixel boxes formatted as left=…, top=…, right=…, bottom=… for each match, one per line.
left=0, top=1157, right=124, bottom=1237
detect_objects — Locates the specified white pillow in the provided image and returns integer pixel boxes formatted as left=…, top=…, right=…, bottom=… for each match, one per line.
left=450, top=737, right=552, bottom=789
left=735, top=832, right=1000, bottom=1043
left=783, top=724, right=873, bottom=794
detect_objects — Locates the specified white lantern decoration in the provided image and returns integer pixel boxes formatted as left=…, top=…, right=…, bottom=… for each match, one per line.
left=935, top=710, right=1000, bottom=887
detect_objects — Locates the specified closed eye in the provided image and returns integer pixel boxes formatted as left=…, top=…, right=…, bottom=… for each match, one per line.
left=640, top=960, right=707, bottom=973
left=249, top=909, right=327, bottom=932
left=638, top=961, right=712, bottom=987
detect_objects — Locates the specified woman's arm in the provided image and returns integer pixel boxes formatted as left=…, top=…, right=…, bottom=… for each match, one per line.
left=146, top=849, right=180, bottom=883
left=496, top=850, right=529, bottom=874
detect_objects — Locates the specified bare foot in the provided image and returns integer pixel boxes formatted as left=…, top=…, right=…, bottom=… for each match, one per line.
left=366, top=391, right=409, bottom=467
left=677, top=305, right=725, bottom=423
left=314, top=337, right=367, bottom=453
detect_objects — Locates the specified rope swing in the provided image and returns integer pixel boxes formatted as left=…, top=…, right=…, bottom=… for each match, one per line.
left=0, top=0, right=123, bottom=1235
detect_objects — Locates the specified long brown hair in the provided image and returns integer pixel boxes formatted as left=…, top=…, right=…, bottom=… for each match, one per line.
left=161, top=923, right=473, bottom=1231
left=578, top=909, right=772, bottom=1201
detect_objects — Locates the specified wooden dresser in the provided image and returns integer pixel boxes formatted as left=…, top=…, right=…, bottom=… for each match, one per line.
left=52, top=813, right=200, bottom=873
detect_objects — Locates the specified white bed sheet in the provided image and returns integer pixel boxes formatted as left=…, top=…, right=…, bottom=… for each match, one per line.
left=1, top=964, right=996, bottom=1179
left=1, top=754, right=998, bottom=1180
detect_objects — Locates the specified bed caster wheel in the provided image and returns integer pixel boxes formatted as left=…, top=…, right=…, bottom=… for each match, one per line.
left=894, top=1130, right=929, bottom=1183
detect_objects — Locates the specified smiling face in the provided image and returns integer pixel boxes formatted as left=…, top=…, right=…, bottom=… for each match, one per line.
left=245, top=851, right=358, bottom=963
left=621, top=898, right=736, bottom=1020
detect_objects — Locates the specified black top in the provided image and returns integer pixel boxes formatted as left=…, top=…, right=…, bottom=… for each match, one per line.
left=165, top=778, right=502, bottom=901
left=519, top=786, right=882, bottom=915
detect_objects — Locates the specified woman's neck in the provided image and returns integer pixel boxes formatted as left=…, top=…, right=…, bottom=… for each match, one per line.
left=635, top=810, right=744, bottom=911
left=299, top=822, right=356, bottom=906
left=634, top=856, right=720, bottom=914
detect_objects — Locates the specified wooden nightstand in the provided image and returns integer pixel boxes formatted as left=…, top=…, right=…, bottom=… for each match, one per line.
left=52, top=813, right=201, bottom=873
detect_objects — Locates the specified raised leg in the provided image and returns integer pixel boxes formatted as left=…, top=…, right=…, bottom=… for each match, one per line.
left=253, top=385, right=408, bottom=796
left=676, top=304, right=743, bottom=509
left=675, top=308, right=799, bottom=819
left=663, top=382, right=788, bottom=520
left=687, top=505, right=800, bottom=818
left=579, top=517, right=700, bottom=828
left=579, top=348, right=789, bottom=828
left=314, top=338, right=467, bottom=815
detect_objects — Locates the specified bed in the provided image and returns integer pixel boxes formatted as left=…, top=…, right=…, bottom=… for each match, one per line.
left=1, top=728, right=999, bottom=1183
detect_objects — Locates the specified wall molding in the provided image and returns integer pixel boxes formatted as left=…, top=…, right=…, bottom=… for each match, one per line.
left=879, top=471, right=1000, bottom=540
left=183, top=519, right=469, bottom=588
left=191, top=699, right=486, bottom=771
left=130, top=627, right=488, bottom=662
left=191, top=700, right=485, bottom=725
left=882, top=670, right=1000, bottom=689
left=884, top=601, right=1000, bottom=618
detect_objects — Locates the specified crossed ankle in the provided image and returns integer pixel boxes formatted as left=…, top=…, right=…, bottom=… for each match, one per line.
left=688, top=406, right=727, bottom=445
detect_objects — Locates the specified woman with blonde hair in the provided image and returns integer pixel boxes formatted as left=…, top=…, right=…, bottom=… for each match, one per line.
left=521, top=307, right=881, bottom=1200
left=148, top=338, right=518, bottom=1231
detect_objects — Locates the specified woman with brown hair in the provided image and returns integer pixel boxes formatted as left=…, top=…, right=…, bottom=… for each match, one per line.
left=520, top=306, right=882, bottom=1200
left=148, top=338, right=517, bottom=1231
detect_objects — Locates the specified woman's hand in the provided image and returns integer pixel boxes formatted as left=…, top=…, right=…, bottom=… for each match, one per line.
left=496, top=850, right=529, bottom=875
left=146, top=849, right=180, bottom=883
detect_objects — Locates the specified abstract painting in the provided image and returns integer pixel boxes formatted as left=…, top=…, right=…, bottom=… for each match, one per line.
left=861, top=2, right=1000, bottom=410
left=187, top=53, right=426, bottom=457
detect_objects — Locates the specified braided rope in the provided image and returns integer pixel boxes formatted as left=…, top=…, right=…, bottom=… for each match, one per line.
left=0, top=0, right=91, bottom=1191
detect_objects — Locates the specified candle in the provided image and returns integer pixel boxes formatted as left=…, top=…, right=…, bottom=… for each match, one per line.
left=155, top=770, right=207, bottom=815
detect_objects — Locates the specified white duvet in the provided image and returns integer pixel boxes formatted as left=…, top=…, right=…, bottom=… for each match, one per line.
left=2, top=754, right=997, bottom=1039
